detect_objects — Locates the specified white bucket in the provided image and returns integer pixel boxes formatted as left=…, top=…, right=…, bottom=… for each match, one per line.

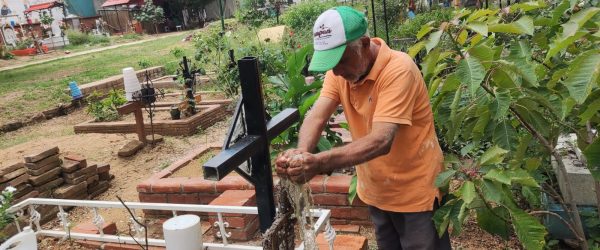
left=0, top=226, right=38, bottom=250
left=123, top=67, right=141, bottom=101
left=163, top=214, right=202, bottom=250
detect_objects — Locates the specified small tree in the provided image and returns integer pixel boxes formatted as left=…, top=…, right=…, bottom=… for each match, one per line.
left=134, top=1, right=165, bottom=34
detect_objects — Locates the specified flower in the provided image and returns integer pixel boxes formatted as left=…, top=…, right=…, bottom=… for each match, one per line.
left=4, top=186, right=16, bottom=194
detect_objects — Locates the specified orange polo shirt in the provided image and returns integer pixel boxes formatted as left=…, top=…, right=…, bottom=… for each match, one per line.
left=320, top=38, right=443, bottom=212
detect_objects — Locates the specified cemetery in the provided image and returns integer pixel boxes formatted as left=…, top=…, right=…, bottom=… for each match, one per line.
left=1, top=0, right=599, bottom=249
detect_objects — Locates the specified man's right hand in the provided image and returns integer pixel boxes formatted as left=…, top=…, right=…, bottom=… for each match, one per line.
left=275, top=149, right=304, bottom=177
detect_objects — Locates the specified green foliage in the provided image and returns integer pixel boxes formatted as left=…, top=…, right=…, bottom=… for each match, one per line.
left=409, top=2, right=600, bottom=248
left=0, top=46, right=13, bottom=60
left=66, top=30, right=90, bottom=45
left=0, top=187, right=15, bottom=235
left=134, top=1, right=165, bottom=33
left=394, top=8, right=453, bottom=39
left=13, top=39, right=33, bottom=50
left=86, top=89, right=127, bottom=122
left=170, top=47, right=185, bottom=58
left=40, top=11, right=54, bottom=25
left=138, top=58, right=151, bottom=69
left=281, top=1, right=337, bottom=32
left=267, top=45, right=342, bottom=152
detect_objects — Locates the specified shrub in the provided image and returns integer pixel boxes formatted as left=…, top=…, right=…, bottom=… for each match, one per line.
left=393, top=8, right=453, bottom=39
left=281, top=1, right=337, bottom=32
left=0, top=46, right=14, bottom=60
left=0, top=186, right=16, bottom=238
left=88, top=35, right=110, bottom=45
left=86, top=89, right=127, bottom=122
left=122, top=33, right=142, bottom=40
left=66, top=30, right=90, bottom=45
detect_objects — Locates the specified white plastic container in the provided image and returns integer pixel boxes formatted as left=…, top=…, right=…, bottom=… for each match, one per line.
left=122, top=67, right=141, bottom=101
left=0, top=226, right=38, bottom=250
left=163, top=214, right=202, bottom=250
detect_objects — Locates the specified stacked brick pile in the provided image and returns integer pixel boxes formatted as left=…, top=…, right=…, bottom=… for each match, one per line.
left=0, top=162, right=34, bottom=204
left=25, top=147, right=62, bottom=200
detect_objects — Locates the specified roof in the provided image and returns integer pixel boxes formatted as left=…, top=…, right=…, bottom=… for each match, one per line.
left=23, top=1, right=63, bottom=14
left=101, top=0, right=142, bottom=8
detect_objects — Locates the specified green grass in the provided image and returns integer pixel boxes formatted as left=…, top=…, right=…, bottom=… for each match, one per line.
left=0, top=32, right=196, bottom=124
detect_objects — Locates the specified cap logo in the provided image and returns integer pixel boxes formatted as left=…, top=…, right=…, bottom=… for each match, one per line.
left=314, top=24, right=332, bottom=39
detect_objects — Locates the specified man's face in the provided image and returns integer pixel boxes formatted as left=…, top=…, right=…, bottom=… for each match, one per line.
left=332, top=41, right=369, bottom=83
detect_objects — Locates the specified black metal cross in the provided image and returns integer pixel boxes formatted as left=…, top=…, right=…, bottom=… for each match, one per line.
left=202, top=57, right=299, bottom=232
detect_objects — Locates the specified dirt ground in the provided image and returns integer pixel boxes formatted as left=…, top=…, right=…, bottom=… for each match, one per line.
left=0, top=107, right=522, bottom=249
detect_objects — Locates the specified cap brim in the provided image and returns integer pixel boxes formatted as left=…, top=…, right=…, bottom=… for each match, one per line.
left=308, top=44, right=346, bottom=72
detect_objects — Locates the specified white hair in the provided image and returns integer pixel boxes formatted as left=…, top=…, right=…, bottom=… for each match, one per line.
left=347, top=32, right=370, bottom=51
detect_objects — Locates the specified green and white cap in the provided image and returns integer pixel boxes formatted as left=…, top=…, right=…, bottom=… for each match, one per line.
left=308, top=6, right=368, bottom=72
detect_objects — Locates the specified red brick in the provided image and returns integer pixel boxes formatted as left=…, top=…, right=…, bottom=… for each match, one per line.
left=325, top=175, right=352, bottom=193
left=63, top=153, right=87, bottom=167
left=208, top=214, right=257, bottom=229
left=309, top=175, right=326, bottom=193
left=103, top=243, right=165, bottom=250
left=73, top=221, right=117, bottom=235
left=139, top=193, right=167, bottom=203
left=330, top=207, right=370, bottom=220
left=215, top=175, right=253, bottom=192
left=316, top=234, right=368, bottom=250
left=349, top=220, right=374, bottom=226
left=198, top=194, right=219, bottom=204
left=210, top=190, right=256, bottom=207
left=333, top=224, right=361, bottom=233
left=167, top=193, right=200, bottom=204
left=151, top=178, right=186, bottom=193
left=312, top=193, right=349, bottom=206
left=136, top=181, right=152, bottom=193
left=181, top=178, right=215, bottom=193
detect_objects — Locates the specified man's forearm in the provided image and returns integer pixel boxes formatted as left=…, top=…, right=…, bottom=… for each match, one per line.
left=297, top=116, right=328, bottom=152
left=315, top=129, right=395, bottom=173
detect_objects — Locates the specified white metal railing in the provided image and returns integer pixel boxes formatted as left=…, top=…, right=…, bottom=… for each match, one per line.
left=6, top=198, right=336, bottom=250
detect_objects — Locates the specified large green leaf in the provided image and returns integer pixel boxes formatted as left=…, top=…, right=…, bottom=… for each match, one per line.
left=421, top=49, right=441, bottom=83
left=441, top=73, right=461, bottom=93
left=510, top=0, right=546, bottom=12
left=433, top=201, right=454, bottom=237
left=457, top=57, right=486, bottom=98
left=457, top=29, right=468, bottom=45
left=484, top=169, right=512, bottom=185
left=316, top=136, right=332, bottom=151
left=473, top=110, right=490, bottom=141
left=508, top=40, right=538, bottom=86
left=491, top=67, right=521, bottom=88
left=494, top=89, right=511, bottom=121
left=449, top=199, right=468, bottom=235
left=468, top=44, right=494, bottom=70
left=298, top=92, right=320, bottom=117
left=481, top=179, right=503, bottom=203
left=426, top=29, right=444, bottom=53
left=435, top=169, right=457, bottom=188
left=507, top=169, right=540, bottom=188
left=522, top=186, right=541, bottom=208
left=545, top=31, right=587, bottom=62
left=510, top=208, right=547, bottom=250
left=479, top=146, right=508, bottom=166
left=578, top=98, right=600, bottom=125
left=493, top=120, right=517, bottom=151
left=489, top=16, right=534, bottom=35
left=458, top=181, right=476, bottom=205
left=563, top=50, right=600, bottom=104
left=407, top=41, right=426, bottom=58
left=286, top=45, right=313, bottom=77
left=466, top=22, right=488, bottom=37
left=551, top=0, right=571, bottom=26
left=467, top=9, right=498, bottom=23
left=347, top=174, right=357, bottom=204
left=477, top=206, right=511, bottom=240
left=584, top=137, right=600, bottom=181
left=429, top=77, right=442, bottom=98
left=417, top=22, right=435, bottom=40
left=562, top=7, right=600, bottom=37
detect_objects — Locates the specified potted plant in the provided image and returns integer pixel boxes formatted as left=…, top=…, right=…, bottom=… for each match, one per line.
left=170, top=105, right=180, bottom=120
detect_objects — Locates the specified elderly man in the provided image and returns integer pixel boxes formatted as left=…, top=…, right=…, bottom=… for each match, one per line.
left=275, top=6, right=451, bottom=249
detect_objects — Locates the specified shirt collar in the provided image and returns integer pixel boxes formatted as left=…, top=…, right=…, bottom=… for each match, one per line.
left=355, top=37, right=392, bottom=86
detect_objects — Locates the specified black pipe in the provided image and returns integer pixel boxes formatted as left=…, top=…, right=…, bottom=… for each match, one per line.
left=382, top=0, right=389, bottom=44
left=370, top=0, right=377, bottom=37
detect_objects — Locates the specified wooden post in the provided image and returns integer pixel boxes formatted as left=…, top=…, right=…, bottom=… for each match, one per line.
left=117, top=101, right=147, bottom=144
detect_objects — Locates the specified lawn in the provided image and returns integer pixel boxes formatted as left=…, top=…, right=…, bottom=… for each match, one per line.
left=0, top=31, right=197, bottom=124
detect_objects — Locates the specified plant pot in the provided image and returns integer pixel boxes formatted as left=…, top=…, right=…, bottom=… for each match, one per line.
left=170, top=106, right=180, bottom=120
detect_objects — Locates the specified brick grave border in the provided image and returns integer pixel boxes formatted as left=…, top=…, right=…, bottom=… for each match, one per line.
left=136, top=144, right=371, bottom=225
left=73, top=99, right=232, bottom=136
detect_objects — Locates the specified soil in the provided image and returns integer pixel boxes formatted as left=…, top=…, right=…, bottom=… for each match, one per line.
left=1, top=107, right=521, bottom=249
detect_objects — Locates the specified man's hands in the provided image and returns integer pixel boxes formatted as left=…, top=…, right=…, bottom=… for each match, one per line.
left=275, top=149, right=322, bottom=184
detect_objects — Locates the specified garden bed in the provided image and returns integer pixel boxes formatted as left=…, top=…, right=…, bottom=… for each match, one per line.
left=74, top=100, right=231, bottom=136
